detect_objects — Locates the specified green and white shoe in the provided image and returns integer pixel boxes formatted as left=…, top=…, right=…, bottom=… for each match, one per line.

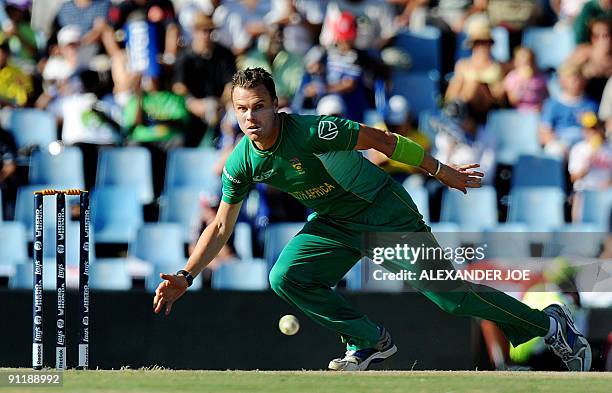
left=328, top=327, right=397, bottom=371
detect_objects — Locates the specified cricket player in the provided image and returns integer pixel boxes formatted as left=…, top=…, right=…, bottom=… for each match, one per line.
left=153, top=68, right=591, bottom=371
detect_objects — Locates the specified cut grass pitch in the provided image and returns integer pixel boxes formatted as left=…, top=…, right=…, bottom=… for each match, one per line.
left=1, top=369, right=611, bottom=393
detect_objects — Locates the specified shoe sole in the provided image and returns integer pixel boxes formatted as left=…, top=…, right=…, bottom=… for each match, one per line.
left=557, top=304, right=592, bottom=372
left=328, top=345, right=398, bottom=371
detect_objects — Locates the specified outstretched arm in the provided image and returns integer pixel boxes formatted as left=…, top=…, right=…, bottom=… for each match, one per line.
left=354, top=124, right=483, bottom=194
left=153, top=200, right=242, bottom=315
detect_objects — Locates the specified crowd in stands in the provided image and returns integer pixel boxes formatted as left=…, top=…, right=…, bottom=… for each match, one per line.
left=0, top=0, right=610, bottom=281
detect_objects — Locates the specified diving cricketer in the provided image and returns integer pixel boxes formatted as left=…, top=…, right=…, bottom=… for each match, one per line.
left=153, top=68, right=590, bottom=371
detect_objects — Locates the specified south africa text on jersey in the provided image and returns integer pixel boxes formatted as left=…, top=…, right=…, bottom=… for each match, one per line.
left=289, top=182, right=336, bottom=201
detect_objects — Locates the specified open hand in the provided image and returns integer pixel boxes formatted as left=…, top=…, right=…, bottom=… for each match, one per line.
left=437, top=163, right=484, bottom=194
left=152, top=273, right=188, bottom=316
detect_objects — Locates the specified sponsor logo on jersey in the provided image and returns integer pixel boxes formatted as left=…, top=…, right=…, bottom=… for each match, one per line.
left=253, top=169, right=276, bottom=182
left=289, top=182, right=335, bottom=201
left=318, top=120, right=339, bottom=140
left=223, top=167, right=241, bottom=184
left=289, top=157, right=306, bottom=175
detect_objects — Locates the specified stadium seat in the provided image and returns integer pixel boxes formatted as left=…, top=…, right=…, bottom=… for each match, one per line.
left=0, top=222, right=28, bottom=266
left=234, top=222, right=253, bottom=259
left=96, top=147, right=154, bottom=204
left=14, top=184, right=79, bottom=232
left=164, top=148, right=221, bottom=195
left=212, top=258, right=269, bottom=290
left=482, top=224, right=531, bottom=258
left=440, top=186, right=498, bottom=231
left=263, top=222, right=305, bottom=270
left=512, top=155, right=565, bottom=189
left=576, top=190, right=612, bottom=230
left=545, top=224, right=607, bottom=258
left=394, top=26, right=441, bottom=72
left=402, top=180, right=430, bottom=224
left=89, top=258, right=132, bottom=290
left=429, top=223, right=461, bottom=249
left=9, top=108, right=57, bottom=150
left=159, top=187, right=203, bottom=242
left=91, top=187, right=143, bottom=244
left=29, top=147, right=85, bottom=189
left=486, top=110, right=540, bottom=165
left=130, top=223, right=185, bottom=270
left=508, top=187, right=565, bottom=231
left=11, top=259, right=57, bottom=290
left=455, top=27, right=510, bottom=62
left=522, top=26, right=575, bottom=70
left=390, top=71, right=440, bottom=115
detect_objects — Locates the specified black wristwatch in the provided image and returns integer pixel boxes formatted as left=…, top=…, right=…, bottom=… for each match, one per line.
left=176, top=270, right=194, bottom=287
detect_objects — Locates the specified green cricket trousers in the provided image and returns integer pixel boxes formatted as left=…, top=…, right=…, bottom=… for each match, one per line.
left=269, top=179, right=550, bottom=350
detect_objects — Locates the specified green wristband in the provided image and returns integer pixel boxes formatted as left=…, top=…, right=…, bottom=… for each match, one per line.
left=390, top=134, right=425, bottom=167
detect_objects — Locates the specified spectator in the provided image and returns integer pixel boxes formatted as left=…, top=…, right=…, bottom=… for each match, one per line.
left=551, top=0, right=590, bottom=26
left=0, top=127, right=17, bottom=219
left=0, top=0, right=37, bottom=72
left=293, top=45, right=327, bottom=111
left=0, top=40, right=33, bottom=107
left=239, top=23, right=304, bottom=107
left=569, top=112, right=612, bottom=192
left=539, top=62, right=599, bottom=156
left=503, top=46, right=548, bottom=112
left=367, top=95, right=432, bottom=181
left=176, top=0, right=221, bottom=43
left=433, top=100, right=496, bottom=184
left=172, top=12, right=236, bottom=145
left=599, top=76, right=612, bottom=123
left=123, top=74, right=189, bottom=196
left=108, top=0, right=179, bottom=73
left=445, top=18, right=506, bottom=124
left=264, top=0, right=316, bottom=56
left=316, top=94, right=346, bottom=116
left=50, top=69, right=121, bottom=189
left=53, top=0, right=110, bottom=45
left=212, top=0, right=270, bottom=55
left=574, top=0, right=612, bottom=44
left=36, top=25, right=83, bottom=109
left=320, top=0, right=398, bottom=50
left=324, top=11, right=370, bottom=122
left=569, top=17, right=612, bottom=101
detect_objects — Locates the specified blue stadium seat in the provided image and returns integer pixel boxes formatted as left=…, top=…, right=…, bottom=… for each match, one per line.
left=164, top=148, right=221, bottom=195
left=576, top=190, right=612, bottom=230
left=508, top=187, right=565, bottom=230
left=212, top=258, right=269, bottom=290
left=89, top=258, right=132, bottom=290
left=441, top=186, right=498, bottom=231
left=0, top=222, right=28, bottom=266
left=29, top=147, right=84, bottom=189
left=159, top=187, right=203, bottom=242
left=14, top=184, right=80, bottom=232
left=545, top=224, right=607, bottom=258
left=11, top=259, right=57, bottom=290
left=91, top=187, right=143, bottom=244
left=390, top=71, right=440, bottom=115
left=234, top=222, right=253, bottom=259
left=96, top=147, right=154, bottom=204
left=130, top=223, right=185, bottom=270
left=345, top=258, right=404, bottom=292
left=9, top=109, right=57, bottom=149
left=522, top=26, right=575, bottom=70
left=264, top=222, right=305, bottom=270
left=394, top=26, right=441, bottom=72
left=402, top=180, right=430, bottom=223
left=455, top=27, right=510, bottom=62
left=429, top=223, right=461, bottom=249
left=486, top=110, right=540, bottom=164
left=512, top=154, right=565, bottom=189
left=482, top=224, right=531, bottom=258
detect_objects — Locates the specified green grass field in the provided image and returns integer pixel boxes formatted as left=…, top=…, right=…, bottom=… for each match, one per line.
left=1, top=369, right=611, bottom=393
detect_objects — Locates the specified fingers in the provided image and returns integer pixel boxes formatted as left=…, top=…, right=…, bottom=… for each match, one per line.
left=466, top=170, right=485, bottom=177
left=459, top=163, right=480, bottom=170
left=165, top=300, right=174, bottom=316
left=154, top=295, right=165, bottom=314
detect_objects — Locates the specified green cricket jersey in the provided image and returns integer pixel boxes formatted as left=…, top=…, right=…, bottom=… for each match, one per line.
left=221, top=113, right=391, bottom=219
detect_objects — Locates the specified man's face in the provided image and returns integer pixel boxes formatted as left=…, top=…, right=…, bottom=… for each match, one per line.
left=232, top=85, right=278, bottom=143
